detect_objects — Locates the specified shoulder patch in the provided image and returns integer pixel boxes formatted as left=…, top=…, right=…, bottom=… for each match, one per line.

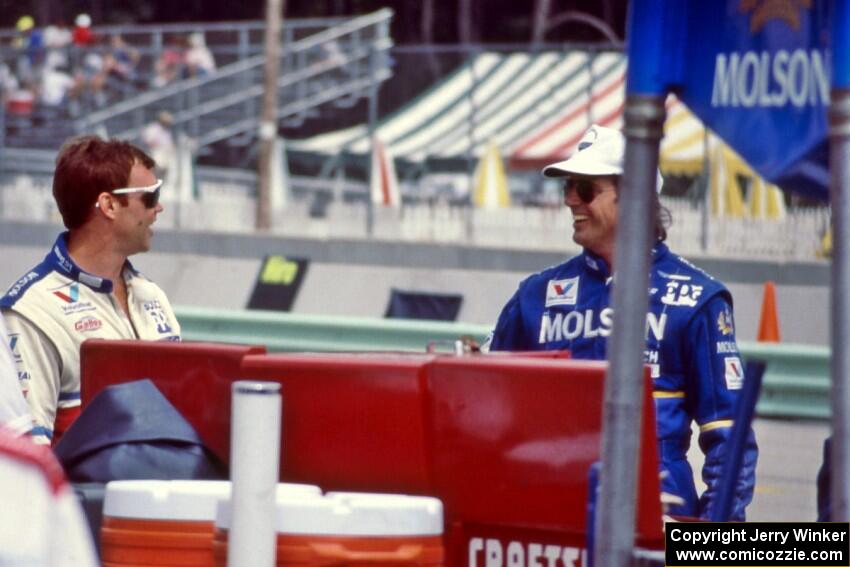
left=660, top=280, right=704, bottom=307
left=724, top=356, right=744, bottom=390
left=1, top=265, right=51, bottom=308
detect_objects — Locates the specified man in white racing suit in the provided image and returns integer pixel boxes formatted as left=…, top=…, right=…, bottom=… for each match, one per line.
left=2, top=136, right=181, bottom=445
left=0, top=313, right=33, bottom=436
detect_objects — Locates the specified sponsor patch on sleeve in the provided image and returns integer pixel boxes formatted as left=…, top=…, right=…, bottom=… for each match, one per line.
left=545, top=277, right=579, bottom=307
left=724, top=356, right=744, bottom=390
left=717, top=306, right=735, bottom=335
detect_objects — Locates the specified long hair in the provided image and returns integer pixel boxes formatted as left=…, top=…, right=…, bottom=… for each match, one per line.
left=654, top=192, right=671, bottom=242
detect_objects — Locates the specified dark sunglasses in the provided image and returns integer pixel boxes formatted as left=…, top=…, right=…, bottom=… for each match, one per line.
left=111, top=179, right=163, bottom=209
left=564, top=178, right=600, bottom=204
left=138, top=187, right=161, bottom=208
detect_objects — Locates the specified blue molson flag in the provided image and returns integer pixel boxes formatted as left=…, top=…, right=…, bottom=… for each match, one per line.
left=642, top=0, right=832, bottom=200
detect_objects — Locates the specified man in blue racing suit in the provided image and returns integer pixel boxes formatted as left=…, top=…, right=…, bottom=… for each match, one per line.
left=486, top=124, right=757, bottom=521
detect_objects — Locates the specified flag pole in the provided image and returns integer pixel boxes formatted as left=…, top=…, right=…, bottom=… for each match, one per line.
left=829, top=0, right=850, bottom=521
left=595, top=2, right=668, bottom=565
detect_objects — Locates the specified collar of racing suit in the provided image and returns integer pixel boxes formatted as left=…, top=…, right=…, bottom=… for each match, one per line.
left=580, top=242, right=669, bottom=281
left=44, top=232, right=137, bottom=294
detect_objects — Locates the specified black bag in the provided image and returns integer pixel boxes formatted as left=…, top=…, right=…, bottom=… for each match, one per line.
left=54, top=379, right=227, bottom=482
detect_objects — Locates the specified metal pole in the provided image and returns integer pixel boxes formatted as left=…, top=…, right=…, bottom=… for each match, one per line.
left=464, top=44, right=479, bottom=240
left=228, top=381, right=281, bottom=567
left=594, top=95, right=665, bottom=567
left=531, top=0, right=552, bottom=46
left=699, top=129, right=710, bottom=251
left=0, top=88, right=5, bottom=164
left=366, top=42, right=378, bottom=237
left=830, top=0, right=850, bottom=521
left=257, top=0, right=285, bottom=231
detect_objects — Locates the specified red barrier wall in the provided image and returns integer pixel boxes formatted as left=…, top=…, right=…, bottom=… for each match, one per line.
left=80, top=340, right=265, bottom=461
left=242, top=352, right=437, bottom=492
left=80, top=343, right=663, bottom=564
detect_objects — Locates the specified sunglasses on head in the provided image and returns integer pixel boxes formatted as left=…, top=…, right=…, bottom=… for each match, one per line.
left=564, top=178, right=600, bottom=204
left=110, top=179, right=163, bottom=208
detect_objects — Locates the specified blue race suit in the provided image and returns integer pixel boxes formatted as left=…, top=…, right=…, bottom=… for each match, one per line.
left=488, top=243, right=757, bottom=520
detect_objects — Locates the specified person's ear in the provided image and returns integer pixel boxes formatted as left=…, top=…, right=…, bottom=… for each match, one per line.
left=94, top=192, right=119, bottom=218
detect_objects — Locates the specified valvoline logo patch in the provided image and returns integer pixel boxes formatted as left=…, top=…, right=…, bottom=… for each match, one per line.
left=53, top=282, right=79, bottom=304
left=724, top=356, right=744, bottom=390
left=545, top=277, right=579, bottom=307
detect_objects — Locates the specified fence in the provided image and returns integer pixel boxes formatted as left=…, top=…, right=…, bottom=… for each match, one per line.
left=0, top=165, right=830, bottom=261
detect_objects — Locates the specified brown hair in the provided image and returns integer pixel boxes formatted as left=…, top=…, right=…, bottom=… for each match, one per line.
left=52, top=136, right=156, bottom=229
left=654, top=191, right=671, bottom=242
left=608, top=176, right=670, bottom=242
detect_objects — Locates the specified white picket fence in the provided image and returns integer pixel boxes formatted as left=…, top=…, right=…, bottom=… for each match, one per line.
left=0, top=173, right=830, bottom=262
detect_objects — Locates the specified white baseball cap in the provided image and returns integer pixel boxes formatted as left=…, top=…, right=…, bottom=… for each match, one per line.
left=542, top=124, right=664, bottom=192
left=542, top=124, right=625, bottom=178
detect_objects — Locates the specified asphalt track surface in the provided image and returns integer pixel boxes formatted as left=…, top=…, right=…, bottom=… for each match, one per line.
left=686, top=418, right=828, bottom=521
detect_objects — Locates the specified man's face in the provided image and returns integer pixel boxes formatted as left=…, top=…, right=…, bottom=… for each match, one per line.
left=114, top=162, right=163, bottom=255
left=563, top=176, right=618, bottom=257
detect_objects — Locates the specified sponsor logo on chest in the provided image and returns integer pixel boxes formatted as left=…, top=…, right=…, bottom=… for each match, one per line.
left=52, top=283, right=96, bottom=315
left=74, top=316, right=103, bottom=333
left=545, top=277, right=579, bottom=307
left=538, top=308, right=667, bottom=344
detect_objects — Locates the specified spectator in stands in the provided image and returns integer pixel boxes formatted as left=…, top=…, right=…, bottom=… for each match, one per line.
left=13, top=15, right=44, bottom=84
left=152, top=37, right=185, bottom=88
left=1, top=136, right=182, bottom=446
left=484, top=124, right=758, bottom=521
left=72, top=14, right=95, bottom=47
left=102, top=34, right=140, bottom=84
left=185, top=32, right=216, bottom=77
left=0, top=62, right=19, bottom=95
left=74, top=50, right=106, bottom=107
left=43, top=20, right=72, bottom=71
left=142, top=111, right=177, bottom=174
left=0, top=314, right=33, bottom=436
left=39, top=63, right=77, bottom=116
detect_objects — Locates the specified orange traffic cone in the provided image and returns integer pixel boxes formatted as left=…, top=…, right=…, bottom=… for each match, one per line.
left=757, top=281, right=781, bottom=342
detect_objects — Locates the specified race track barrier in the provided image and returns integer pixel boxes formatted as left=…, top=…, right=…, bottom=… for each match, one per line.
left=739, top=341, right=830, bottom=420
left=174, top=305, right=831, bottom=419
left=175, top=305, right=489, bottom=353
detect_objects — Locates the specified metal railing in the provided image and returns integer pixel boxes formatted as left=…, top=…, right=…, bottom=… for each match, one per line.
left=0, top=18, right=353, bottom=66
left=72, top=9, right=393, bottom=150
left=0, top=163, right=830, bottom=262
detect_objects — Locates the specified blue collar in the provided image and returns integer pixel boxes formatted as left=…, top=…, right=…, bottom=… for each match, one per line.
left=581, top=249, right=611, bottom=278
left=44, top=232, right=136, bottom=294
left=581, top=242, right=669, bottom=278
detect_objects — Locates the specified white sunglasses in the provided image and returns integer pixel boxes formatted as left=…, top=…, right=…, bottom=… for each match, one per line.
left=111, top=179, right=163, bottom=195
left=96, top=179, right=163, bottom=209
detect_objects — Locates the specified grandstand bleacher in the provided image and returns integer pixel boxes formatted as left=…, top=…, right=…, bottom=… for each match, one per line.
left=0, top=13, right=831, bottom=264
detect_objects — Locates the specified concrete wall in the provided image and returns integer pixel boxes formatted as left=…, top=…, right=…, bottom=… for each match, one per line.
left=0, top=221, right=830, bottom=344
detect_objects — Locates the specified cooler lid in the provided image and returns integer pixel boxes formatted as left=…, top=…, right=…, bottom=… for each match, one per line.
left=216, top=491, right=443, bottom=536
left=104, top=480, right=321, bottom=521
